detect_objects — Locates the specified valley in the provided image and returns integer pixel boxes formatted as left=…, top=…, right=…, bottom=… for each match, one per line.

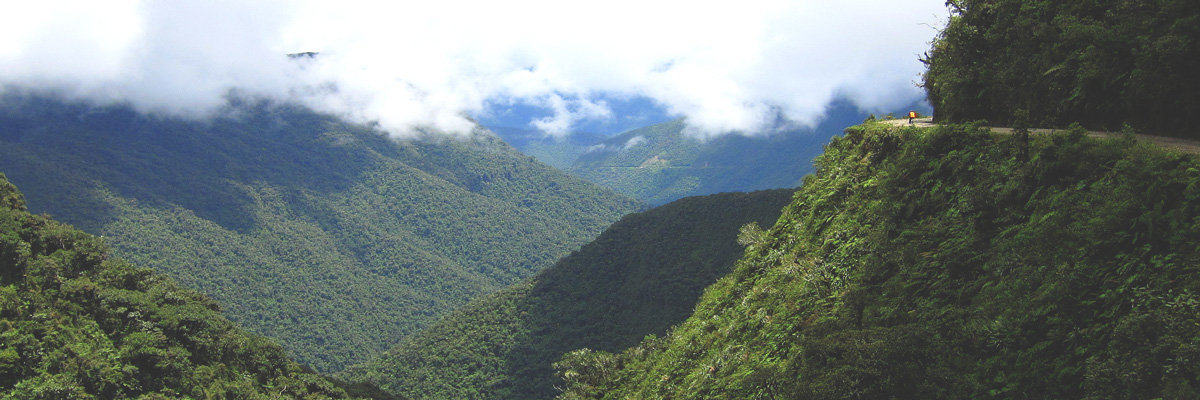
left=339, top=189, right=796, bottom=399
left=3, top=0, right=1199, bottom=399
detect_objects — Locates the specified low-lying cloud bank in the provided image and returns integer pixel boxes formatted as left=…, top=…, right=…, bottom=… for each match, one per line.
left=0, top=0, right=948, bottom=137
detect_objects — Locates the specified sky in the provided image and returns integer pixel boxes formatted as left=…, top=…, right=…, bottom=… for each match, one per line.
left=0, top=0, right=949, bottom=138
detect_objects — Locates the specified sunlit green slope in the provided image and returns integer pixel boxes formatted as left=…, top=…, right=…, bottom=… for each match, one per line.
left=559, top=123, right=1200, bottom=399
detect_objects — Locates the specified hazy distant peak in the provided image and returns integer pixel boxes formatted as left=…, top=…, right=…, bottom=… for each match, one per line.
left=287, top=51, right=320, bottom=59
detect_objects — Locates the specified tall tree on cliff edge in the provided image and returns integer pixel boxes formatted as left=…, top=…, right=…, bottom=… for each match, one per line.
left=923, top=0, right=1200, bottom=136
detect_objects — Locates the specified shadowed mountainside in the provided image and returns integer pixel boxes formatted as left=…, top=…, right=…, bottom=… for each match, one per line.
left=341, top=189, right=795, bottom=400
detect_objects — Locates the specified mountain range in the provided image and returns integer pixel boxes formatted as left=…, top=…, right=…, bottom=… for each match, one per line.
left=5, top=1, right=1199, bottom=397
left=0, top=94, right=640, bottom=372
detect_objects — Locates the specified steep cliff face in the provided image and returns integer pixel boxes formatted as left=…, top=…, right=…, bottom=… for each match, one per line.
left=558, top=122, right=1200, bottom=399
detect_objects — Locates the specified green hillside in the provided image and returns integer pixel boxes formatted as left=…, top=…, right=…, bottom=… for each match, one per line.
left=339, top=189, right=795, bottom=400
left=0, top=94, right=640, bottom=372
left=557, top=122, right=1200, bottom=399
left=923, top=0, right=1200, bottom=135
left=0, top=173, right=403, bottom=399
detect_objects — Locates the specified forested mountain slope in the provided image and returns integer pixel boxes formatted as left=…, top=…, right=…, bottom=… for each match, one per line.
left=564, top=101, right=864, bottom=205
left=0, top=94, right=640, bottom=372
left=0, top=173, right=401, bottom=399
left=923, top=0, right=1200, bottom=136
left=340, top=189, right=795, bottom=400
left=558, top=122, right=1200, bottom=399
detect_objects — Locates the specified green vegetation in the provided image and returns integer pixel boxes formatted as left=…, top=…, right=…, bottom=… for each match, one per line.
left=557, top=122, right=1200, bottom=398
left=339, top=189, right=795, bottom=400
left=0, top=173, right=401, bottom=399
left=0, top=94, right=640, bottom=372
left=923, top=0, right=1200, bottom=135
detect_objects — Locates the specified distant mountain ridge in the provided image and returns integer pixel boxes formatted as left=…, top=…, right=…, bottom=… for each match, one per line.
left=0, top=93, right=641, bottom=372
left=485, top=126, right=608, bottom=170
left=494, top=99, right=876, bottom=205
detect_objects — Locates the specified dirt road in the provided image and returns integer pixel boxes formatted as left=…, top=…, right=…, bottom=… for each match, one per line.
left=880, top=118, right=1200, bottom=155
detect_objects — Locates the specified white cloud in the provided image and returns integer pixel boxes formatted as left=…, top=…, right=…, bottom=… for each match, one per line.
left=583, top=143, right=611, bottom=154
left=0, top=1, right=142, bottom=95
left=0, top=0, right=949, bottom=137
left=529, top=94, right=613, bottom=136
left=622, top=135, right=647, bottom=151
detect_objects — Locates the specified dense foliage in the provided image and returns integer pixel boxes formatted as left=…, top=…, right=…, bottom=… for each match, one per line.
left=557, top=122, right=1200, bottom=399
left=0, top=173, right=400, bottom=399
left=339, top=190, right=795, bottom=399
left=0, top=94, right=640, bottom=372
left=923, top=0, right=1200, bottom=135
